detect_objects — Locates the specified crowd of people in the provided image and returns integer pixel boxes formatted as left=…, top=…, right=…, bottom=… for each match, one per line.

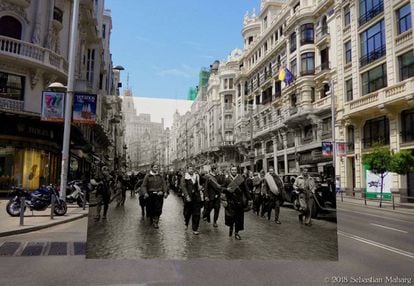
left=91, top=163, right=317, bottom=240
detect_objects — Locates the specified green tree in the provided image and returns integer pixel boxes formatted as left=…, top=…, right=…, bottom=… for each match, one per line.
left=363, top=147, right=414, bottom=207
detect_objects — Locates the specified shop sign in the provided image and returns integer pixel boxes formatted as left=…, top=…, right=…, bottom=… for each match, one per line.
left=73, top=93, right=97, bottom=124
left=41, top=91, right=65, bottom=122
left=322, top=142, right=333, bottom=157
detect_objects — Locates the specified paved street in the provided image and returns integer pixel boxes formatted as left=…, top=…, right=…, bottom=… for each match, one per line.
left=86, top=192, right=338, bottom=260
left=0, top=199, right=413, bottom=285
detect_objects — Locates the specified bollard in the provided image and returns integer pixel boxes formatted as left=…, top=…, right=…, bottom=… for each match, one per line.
left=51, top=195, right=55, bottom=219
left=364, top=192, right=367, bottom=206
left=392, top=194, right=395, bottom=210
left=341, top=190, right=343, bottom=202
left=82, top=191, right=86, bottom=210
left=19, top=197, right=25, bottom=226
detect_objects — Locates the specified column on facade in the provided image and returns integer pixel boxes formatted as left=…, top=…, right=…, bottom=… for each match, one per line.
left=262, top=139, right=267, bottom=172
left=272, top=134, right=278, bottom=173
left=294, top=128, right=300, bottom=172
left=301, top=85, right=313, bottom=110
left=387, top=112, right=400, bottom=191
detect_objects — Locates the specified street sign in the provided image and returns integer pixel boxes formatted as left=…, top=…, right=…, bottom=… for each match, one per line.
left=41, top=91, right=65, bottom=122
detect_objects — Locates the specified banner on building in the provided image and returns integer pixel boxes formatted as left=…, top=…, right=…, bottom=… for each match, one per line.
left=336, top=142, right=347, bottom=157
left=322, top=142, right=333, bottom=157
left=40, top=91, right=65, bottom=122
left=73, top=93, right=97, bottom=124
left=364, top=164, right=392, bottom=201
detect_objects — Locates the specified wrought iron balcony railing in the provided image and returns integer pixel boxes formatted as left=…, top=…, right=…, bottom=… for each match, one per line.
left=359, top=45, right=386, bottom=67
left=358, top=2, right=384, bottom=26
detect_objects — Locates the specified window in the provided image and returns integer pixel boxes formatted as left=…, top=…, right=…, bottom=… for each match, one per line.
left=264, top=42, right=268, bottom=52
left=363, top=116, right=389, bottom=148
left=86, top=48, right=95, bottom=82
left=229, top=78, right=233, bottom=89
left=290, top=32, right=297, bottom=53
left=322, top=117, right=332, bottom=133
left=274, top=81, right=281, bottom=97
left=290, top=94, right=297, bottom=107
left=399, top=50, right=414, bottom=81
left=0, top=16, right=22, bottom=39
left=0, top=71, right=25, bottom=101
left=290, top=58, right=297, bottom=77
left=300, top=23, right=314, bottom=45
left=224, top=78, right=228, bottom=89
left=248, top=36, right=253, bottom=44
left=102, top=24, right=106, bottom=38
left=361, top=63, right=387, bottom=95
left=359, top=0, right=384, bottom=26
left=345, top=41, right=352, bottom=64
left=345, top=78, right=353, bottom=101
left=311, top=87, right=315, bottom=103
left=264, top=16, right=268, bottom=29
left=301, top=52, right=315, bottom=75
left=360, top=20, right=386, bottom=67
left=275, top=31, right=279, bottom=41
left=398, top=3, right=412, bottom=34
left=244, top=81, right=249, bottom=95
left=344, top=5, right=351, bottom=26
left=321, top=83, right=330, bottom=98
left=401, top=109, right=414, bottom=142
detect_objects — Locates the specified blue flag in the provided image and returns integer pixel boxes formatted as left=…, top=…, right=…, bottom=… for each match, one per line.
left=284, top=68, right=294, bottom=85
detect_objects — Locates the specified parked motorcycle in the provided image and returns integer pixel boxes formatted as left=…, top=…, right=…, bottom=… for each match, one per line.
left=6, top=185, right=67, bottom=217
left=66, top=180, right=89, bottom=207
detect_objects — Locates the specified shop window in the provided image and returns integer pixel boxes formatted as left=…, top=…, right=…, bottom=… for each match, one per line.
left=0, top=71, right=25, bottom=101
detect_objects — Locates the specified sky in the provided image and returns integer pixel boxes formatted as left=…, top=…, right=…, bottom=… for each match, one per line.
left=106, top=0, right=260, bottom=100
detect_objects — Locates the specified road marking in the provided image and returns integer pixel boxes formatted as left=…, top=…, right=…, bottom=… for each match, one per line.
left=338, top=207, right=412, bottom=224
left=370, top=223, right=408, bottom=234
left=338, top=231, right=414, bottom=259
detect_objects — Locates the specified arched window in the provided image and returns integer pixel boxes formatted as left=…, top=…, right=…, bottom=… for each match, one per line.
left=0, top=16, right=22, bottom=39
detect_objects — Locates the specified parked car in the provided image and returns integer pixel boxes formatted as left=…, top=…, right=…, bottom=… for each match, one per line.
left=281, top=174, right=298, bottom=208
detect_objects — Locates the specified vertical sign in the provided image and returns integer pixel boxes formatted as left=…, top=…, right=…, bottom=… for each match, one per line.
left=41, top=91, right=65, bottom=122
left=322, top=142, right=333, bottom=157
left=336, top=142, right=347, bottom=157
left=364, top=164, right=392, bottom=201
left=73, top=93, right=97, bottom=124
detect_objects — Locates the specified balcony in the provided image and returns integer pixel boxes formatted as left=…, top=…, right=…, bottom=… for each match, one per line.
left=312, top=95, right=331, bottom=111
left=359, top=45, right=386, bottom=67
left=0, top=97, right=24, bottom=113
left=358, top=2, right=384, bottom=27
left=300, top=69, right=315, bottom=76
left=289, top=106, right=298, bottom=116
left=315, top=27, right=329, bottom=45
left=300, top=38, right=314, bottom=46
left=0, top=36, right=68, bottom=76
left=321, top=131, right=332, bottom=140
left=345, top=78, right=414, bottom=117
left=302, top=135, right=314, bottom=144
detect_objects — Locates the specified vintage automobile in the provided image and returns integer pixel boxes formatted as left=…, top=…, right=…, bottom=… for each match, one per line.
left=282, top=173, right=336, bottom=218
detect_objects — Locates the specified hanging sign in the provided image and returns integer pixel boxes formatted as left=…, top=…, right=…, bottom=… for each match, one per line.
left=40, top=91, right=65, bottom=122
left=73, top=93, right=97, bottom=124
left=322, top=142, right=333, bottom=157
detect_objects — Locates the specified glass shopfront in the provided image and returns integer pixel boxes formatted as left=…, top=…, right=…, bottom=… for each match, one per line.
left=0, top=146, right=60, bottom=191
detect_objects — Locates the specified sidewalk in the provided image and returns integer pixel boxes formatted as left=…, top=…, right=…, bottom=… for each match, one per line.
left=337, top=195, right=414, bottom=216
left=0, top=199, right=89, bottom=237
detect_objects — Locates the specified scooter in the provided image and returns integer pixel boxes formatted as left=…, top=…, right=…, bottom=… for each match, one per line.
left=6, top=185, right=67, bottom=217
left=66, top=180, right=89, bottom=207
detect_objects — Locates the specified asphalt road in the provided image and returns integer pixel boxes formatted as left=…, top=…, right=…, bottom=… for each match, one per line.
left=0, top=197, right=412, bottom=286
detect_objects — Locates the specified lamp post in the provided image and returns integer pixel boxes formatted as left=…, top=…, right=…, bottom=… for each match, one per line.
left=59, top=0, right=80, bottom=201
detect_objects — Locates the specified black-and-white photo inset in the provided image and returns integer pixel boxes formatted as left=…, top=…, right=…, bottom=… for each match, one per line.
left=86, top=92, right=338, bottom=260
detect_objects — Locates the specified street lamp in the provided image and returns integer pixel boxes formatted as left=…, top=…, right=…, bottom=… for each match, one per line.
left=57, top=0, right=80, bottom=201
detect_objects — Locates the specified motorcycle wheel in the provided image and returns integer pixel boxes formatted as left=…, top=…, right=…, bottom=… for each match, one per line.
left=6, top=200, right=26, bottom=217
left=54, top=200, right=68, bottom=216
left=76, top=197, right=88, bottom=208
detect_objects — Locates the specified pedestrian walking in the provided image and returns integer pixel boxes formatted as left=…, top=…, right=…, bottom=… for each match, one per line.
left=261, top=168, right=284, bottom=224
left=335, top=176, right=341, bottom=194
left=293, top=168, right=316, bottom=226
left=202, top=165, right=224, bottom=227
left=181, top=165, right=203, bottom=235
left=94, top=165, right=112, bottom=221
left=222, top=165, right=252, bottom=240
left=136, top=171, right=147, bottom=218
left=252, top=171, right=264, bottom=216
left=141, top=163, right=169, bottom=228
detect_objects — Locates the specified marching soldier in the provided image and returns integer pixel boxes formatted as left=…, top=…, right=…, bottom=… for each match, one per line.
left=293, top=168, right=316, bottom=226
left=141, top=163, right=169, bottom=228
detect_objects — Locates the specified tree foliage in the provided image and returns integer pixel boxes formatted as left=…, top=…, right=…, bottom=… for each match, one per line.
left=390, top=150, right=414, bottom=174
left=362, top=147, right=392, bottom=175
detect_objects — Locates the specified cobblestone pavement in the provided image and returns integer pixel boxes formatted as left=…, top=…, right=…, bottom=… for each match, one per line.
left=86, top=192, right=338, bottom=260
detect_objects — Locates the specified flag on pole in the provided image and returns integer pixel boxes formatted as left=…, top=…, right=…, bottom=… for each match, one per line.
left=278, top=67, right=285, bottom=81
left=284, top=68, right=294, bottom=85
